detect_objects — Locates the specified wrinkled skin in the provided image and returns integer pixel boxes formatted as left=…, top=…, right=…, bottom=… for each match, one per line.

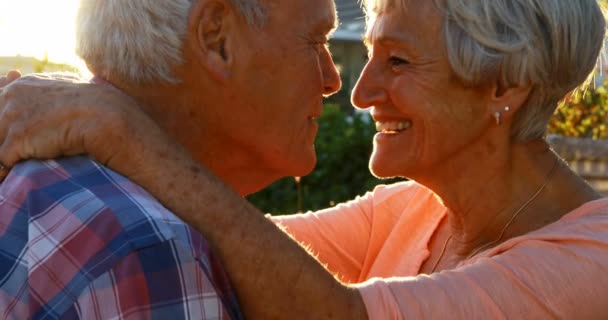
left=0, top=71, right=368, bottom=319
left=0, top=72, right=181, bottom=184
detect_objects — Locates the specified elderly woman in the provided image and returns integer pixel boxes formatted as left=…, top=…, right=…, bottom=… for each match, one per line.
left=1, top=0, right=607, bottom=318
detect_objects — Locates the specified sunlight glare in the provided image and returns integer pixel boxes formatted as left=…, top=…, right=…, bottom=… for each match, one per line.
left=0, top=0, right=84, bottom=68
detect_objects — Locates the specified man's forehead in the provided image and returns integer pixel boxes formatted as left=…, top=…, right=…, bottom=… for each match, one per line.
left=312, top=0, right=338, bottom=32
left=283, top=0, right=337, bottom=24
left=265, top=0, right=337, bottom=35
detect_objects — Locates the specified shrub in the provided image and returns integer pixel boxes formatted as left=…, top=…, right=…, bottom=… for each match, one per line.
left=548, top=79, right=608, bottom=139
left=247, top=104, right=403, bottom=214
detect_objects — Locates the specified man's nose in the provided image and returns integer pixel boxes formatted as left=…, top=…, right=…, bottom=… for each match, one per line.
left=321, top=48, right=342, bottom=96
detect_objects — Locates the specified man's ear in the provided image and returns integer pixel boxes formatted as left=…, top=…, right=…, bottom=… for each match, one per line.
left=489, top=83, right=533, bottom=123
left=189, top=0, right=234, bottom=82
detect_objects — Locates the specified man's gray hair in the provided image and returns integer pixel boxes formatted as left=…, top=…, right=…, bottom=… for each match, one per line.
left=76, top=0, right=266, bottom=84
left=364, top=0, right=607, bottom=141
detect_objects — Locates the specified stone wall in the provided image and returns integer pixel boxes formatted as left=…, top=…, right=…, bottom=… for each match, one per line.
left=548, top=135, right=608, bottom=194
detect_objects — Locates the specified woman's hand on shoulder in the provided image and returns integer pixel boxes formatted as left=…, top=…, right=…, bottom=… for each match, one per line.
left=0, top=72, right=168, bottom=180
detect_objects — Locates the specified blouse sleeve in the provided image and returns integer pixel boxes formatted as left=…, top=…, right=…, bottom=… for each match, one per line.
left=356, top=210, right=608, bottom=319
left=270, top=191, right=377, bottom=282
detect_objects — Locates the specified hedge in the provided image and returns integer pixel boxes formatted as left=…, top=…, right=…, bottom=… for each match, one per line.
left=247, top=104, right=403, bottom=215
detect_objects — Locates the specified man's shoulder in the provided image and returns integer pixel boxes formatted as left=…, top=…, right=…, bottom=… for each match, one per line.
left=0, top=157, right=238, bottom=319
left=0, top=156, right=197, bottom=249
left=4, top=156, right=150, bottom=198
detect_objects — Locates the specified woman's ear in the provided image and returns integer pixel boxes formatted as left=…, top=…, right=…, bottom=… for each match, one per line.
left=189, top=0, right=235, bottom=82
left=490, top=83, right=533, bottom=124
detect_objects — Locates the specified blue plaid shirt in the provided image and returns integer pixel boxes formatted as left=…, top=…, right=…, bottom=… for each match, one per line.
left=0, top=157, right=242, bottom=319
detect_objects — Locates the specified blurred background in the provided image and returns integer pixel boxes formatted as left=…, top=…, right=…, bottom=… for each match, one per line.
left=0, top=0, right=85, bottom=74
left=2, top=0, right=607, bottom=214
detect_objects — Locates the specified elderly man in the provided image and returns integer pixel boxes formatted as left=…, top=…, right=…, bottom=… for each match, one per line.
left=0, top=0, right=340, bottom=318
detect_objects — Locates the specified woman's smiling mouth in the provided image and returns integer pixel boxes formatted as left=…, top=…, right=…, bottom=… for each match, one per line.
left=375, top=120, right=412, bottom=133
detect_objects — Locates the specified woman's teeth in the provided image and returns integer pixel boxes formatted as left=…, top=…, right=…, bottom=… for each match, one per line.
left=375, top=121, right=412, bottom=133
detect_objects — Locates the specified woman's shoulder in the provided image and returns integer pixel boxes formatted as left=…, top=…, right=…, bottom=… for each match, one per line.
left=365, top=181, right=446, bottom=225
left=518, top=197, right=608, bottom=240
left=560, top=197, right=608, bottom=221
left=368, top=180, right=436, bottom=205
left=546, top=197, right=608, bottom=237
left=484, top=197, right=608, bottom=259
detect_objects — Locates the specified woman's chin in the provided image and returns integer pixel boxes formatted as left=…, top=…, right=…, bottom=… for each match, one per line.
left=369, top=159, right=400, bottom=179
left=369, top=150, right=419, bottom=179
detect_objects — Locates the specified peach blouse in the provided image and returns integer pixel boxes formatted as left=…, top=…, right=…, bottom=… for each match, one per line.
left=272, top=181, right=608, bottom=319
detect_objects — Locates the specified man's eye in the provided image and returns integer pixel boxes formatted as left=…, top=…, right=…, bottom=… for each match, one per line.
left=388, top=56, right=409, bottom=66
left=312, top=40, right=329, bottom=52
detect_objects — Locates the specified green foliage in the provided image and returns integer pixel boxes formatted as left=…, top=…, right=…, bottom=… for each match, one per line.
left=33, top=52, right=50, bottom=73
left=247, top=104, right=403, bottom=215
left=548, top=80, right=608, bottom=139
left=0, top=55, right=80, bottom=75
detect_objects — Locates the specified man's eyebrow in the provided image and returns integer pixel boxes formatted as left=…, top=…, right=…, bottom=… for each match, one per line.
left=316, top=14, right=339, bottom=36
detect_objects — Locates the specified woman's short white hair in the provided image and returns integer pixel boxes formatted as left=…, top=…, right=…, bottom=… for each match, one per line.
left=76, top=0, right=265, bottom=85
left=363, top=0, right=607, bottom=141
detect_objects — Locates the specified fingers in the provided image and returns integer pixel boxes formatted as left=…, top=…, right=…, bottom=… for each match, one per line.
left=0, top=107, right=10, bottom=163
left=0, top=79, right=34, bottom=176
left=0, top=164, right=9, bottom=182
left=0, top=123, right=19, bottom=182
left=29, top=72, right=83, bottom=83
left=0, top=128, right=14, bottom=181
left=0, top=121, right=62, bottom=181
left=0, top=80, right=12, bottom=162
left=0, top=70, right=22, bottom=88
left=0, top=77, right=132, bottom=180
left=50, top=72, right=83, bottom=82
left=6, top=70, right=21, bottom=82
left=0, top=72, right=82, bottom=91
left=0, top=116, right=24, bottom=168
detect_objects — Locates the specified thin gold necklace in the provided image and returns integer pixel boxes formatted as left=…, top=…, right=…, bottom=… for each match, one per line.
left=430, top=157, right=560, bottom=273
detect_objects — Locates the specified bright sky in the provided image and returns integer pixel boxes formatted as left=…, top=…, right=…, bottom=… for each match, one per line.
left=0, top=0, right=82, bottom=66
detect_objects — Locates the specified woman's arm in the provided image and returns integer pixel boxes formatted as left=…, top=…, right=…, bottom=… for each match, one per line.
left=0, top=76, right=368, bottom=319
left=142, top=142, right=367, bottom=319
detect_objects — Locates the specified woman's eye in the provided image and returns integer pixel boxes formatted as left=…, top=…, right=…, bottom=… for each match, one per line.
left=388, top=56, right=409, bottom=66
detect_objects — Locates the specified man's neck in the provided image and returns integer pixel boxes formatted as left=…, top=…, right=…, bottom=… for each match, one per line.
left=94, top=75, right=279, bottom=197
